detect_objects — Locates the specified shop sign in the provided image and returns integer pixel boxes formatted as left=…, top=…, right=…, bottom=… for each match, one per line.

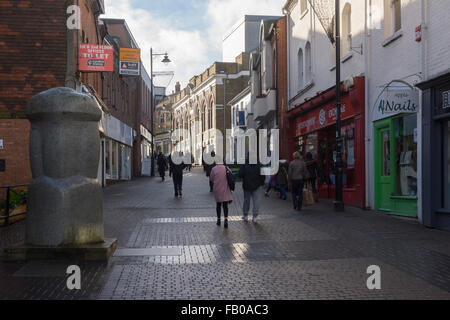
left=373, top=81, right=419, bottom=122
left=442, top=90, right=450, bottom=109
left=104, top=114, right=133, bottom=147
left=140, top=125, right=152, bottom=142
left=79, top=44, right=113, bottom=72
left=120, top=48, right=141, bottom=76
left=295, top=103, right=353, bottom=137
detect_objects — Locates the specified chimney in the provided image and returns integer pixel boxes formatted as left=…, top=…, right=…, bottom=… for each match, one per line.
left=175, top=82, right=181, bottom=93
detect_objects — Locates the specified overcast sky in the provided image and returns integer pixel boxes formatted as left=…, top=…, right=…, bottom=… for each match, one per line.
left=102, top=0, right=285, bottom=93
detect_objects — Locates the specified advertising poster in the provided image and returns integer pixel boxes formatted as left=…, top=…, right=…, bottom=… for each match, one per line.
left=79, top=44, right=113, bottom=72
left=120, top=48, right=141, bottom=76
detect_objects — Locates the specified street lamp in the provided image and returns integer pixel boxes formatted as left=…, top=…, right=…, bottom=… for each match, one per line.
left=220, top=71, right=228, bottom=161
left=334, top=0, right=345, bottom=212
left=150, top=47, right=172, bottom=177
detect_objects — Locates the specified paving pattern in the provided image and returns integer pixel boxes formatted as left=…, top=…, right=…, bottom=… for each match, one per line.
left=1, top=167, right=450, bottom=300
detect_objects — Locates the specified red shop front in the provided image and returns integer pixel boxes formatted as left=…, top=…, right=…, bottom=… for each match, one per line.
left=288, top=77, right=366, bottom=208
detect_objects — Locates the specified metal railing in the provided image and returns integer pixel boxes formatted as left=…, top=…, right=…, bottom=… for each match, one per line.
left=0, top=184, right=29, bottom=226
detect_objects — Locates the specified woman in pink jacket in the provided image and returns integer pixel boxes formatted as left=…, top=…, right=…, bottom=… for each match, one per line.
left=209, top=160, right=233, bottom=228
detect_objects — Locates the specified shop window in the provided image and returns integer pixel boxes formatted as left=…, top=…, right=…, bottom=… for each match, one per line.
left=382, top=130, right=391, bottom=176
left=443, top=121, right=450, bottom=209
left=394, top=114, right=417, bottom=196
left=111, top=141, right=118, bottom=180
left=105, top=140, right=111, bottom=178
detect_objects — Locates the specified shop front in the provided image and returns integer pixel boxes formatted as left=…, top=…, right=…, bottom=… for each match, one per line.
left=417, top=71, right=450, bottom=231
left=100, top=114, right=134, bottom=185
left=288, top=77, right=365, bottom=207
left=372, top=81, right=419, bottom=217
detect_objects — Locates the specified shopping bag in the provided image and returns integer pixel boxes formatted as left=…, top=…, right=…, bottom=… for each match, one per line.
left=303, top=182, right=315, bottom=206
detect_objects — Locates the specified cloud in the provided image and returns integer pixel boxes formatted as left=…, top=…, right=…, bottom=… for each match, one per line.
left=102, top=0, right=285, bottom=92
left=206, top=0, right=285, bottom=52
left=103, top=0, right=209, bottom=92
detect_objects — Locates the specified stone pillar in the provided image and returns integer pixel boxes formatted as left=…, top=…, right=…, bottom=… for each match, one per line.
left=25, top=87, right=104, bottom=246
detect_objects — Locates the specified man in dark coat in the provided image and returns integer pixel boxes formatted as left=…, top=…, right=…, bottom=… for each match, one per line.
left=157, top=152, right=167, bottom=181
left=169, top=151, right=186, bottom=198
left=238, top=157, right=265, bottom=222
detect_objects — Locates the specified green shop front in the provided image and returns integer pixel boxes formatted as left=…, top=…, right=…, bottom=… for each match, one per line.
left=373, top=81, right=419, bottom=217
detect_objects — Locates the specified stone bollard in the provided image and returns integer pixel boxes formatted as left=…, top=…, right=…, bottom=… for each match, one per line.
left=25, top=87, right=104, bottom=247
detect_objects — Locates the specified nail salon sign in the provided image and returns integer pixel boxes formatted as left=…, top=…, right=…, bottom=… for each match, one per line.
left=373, top=81, right=419, bottom=122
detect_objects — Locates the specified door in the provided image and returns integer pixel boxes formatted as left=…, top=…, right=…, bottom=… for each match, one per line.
left=375, top=123, right=392, bottom=211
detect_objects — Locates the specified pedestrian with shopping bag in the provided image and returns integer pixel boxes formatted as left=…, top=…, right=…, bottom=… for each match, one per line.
left=209, top=158, right=233, bottom=228
left=238, top=156, right=265, bottom=222
left=288, top=152, right=309, bottom=211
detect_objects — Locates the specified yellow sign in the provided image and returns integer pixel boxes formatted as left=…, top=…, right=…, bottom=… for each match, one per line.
left=120, top=48, right=141, bottom=76
left=120, top=48, right=141, bottom=62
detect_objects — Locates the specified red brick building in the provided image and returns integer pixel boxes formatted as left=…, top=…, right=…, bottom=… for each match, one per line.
left=0, top=0, right=106, bottom=186
left=0, top=1, right=153, bottom=187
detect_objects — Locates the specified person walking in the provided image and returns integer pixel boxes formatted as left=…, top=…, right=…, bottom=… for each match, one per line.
left=277, top=160, right=289, bottom=200
left=305, top=152, right=319, bottom=202
left=238, top=157, right=265, bottom=222
left=209, top=158, right=233, bottom=228
left=157, top=152, right=167, bottom=181
left=288, top=152, right=308, bottom=211
left=169, top=151, right=186, bottom=198
left=204, top=151, right=216, bottom=192
left=264, top=174, right=278, bottom=197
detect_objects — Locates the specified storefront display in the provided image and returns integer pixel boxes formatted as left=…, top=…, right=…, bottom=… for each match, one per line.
left=288, top=77, right=365, bottom=207
left=373, top=81, right=419, bottom=217
left=418, top=73, right=450, bottom=231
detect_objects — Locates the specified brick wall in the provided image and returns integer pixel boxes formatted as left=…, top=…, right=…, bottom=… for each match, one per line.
left=0, top=0, right=68, bottom=119
left=0, top=120, right=31, bottom=186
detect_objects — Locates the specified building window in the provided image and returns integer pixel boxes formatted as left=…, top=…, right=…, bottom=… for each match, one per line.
left=300, top=0, right=307, bottom=15
left=384, top=0, right=402, bottom=38
left=298, top=48, right=304, bottom=90
left=342, top=3, right=352, bottom=56
left=305, top=42, right=312, bottom=84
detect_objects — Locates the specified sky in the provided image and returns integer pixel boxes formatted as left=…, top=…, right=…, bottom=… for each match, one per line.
left=102, top=0, right=285, bottom=93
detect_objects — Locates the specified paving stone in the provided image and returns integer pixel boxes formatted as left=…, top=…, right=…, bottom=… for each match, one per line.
left=0, top=168, right=449, bottom=299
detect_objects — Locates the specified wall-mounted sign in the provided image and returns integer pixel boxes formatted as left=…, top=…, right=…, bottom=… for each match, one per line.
left=295, top=103, right=354, bottom=137
left=120, top=48, right=141, bottom=76
left=415, top=25, right=422, bottom=42
left=373, top=81, right=419, bottom=122
left=79, top=44, right=113, bottom=72
left=442, top=90, right=450, bottom=109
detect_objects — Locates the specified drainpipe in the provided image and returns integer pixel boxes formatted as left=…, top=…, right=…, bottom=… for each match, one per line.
left=418, top=0, right=427, bottom=223
left=283, top=7, right=290, bottom=113
left=364, top=0, right=370, bottom=209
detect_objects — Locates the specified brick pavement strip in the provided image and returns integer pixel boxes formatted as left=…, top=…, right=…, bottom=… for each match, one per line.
left=0, top=167, right=449, bottom=299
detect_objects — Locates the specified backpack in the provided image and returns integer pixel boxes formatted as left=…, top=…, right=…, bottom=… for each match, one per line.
left=226, top=167, right=235, bottom=192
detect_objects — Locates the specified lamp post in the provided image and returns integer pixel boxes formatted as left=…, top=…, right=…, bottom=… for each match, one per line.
left=220, top=71, right=228, bottom=161
left=334, top=0, right=345, bottom=212
left=150, top=47, right=171, bottom=177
